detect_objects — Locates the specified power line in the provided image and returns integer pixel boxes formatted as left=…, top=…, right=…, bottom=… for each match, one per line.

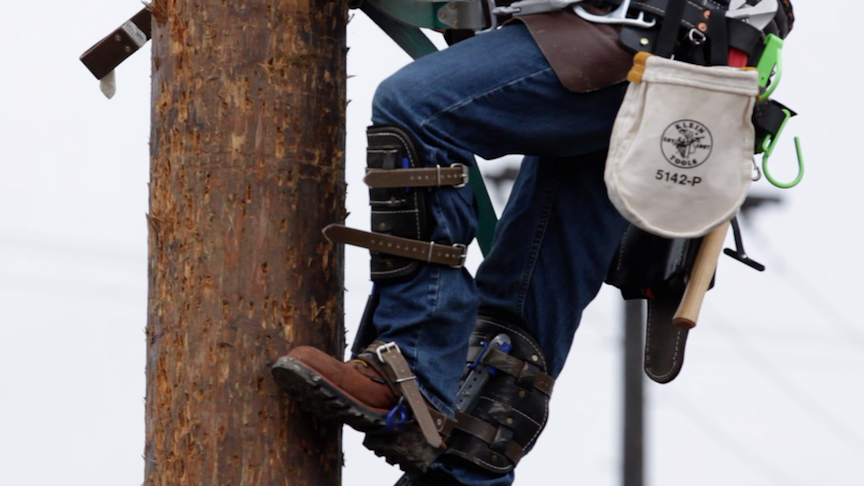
left=740, top=223, right=864, bottom=349
left=662, top=389, right=807, bottom=486
left=0, top=233, right=144, bottom=266
left=706, top=305, right=864, bottom=453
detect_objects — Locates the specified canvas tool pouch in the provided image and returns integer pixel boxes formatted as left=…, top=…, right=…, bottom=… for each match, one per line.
left=605, top=52, right=760, bottom=238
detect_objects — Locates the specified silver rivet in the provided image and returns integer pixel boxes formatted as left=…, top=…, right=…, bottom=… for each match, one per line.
left=640, top=38, right=650, bottom=46
left=506, top=418, right=514, bottom=425
left=531, top=355, right=539, bottom=362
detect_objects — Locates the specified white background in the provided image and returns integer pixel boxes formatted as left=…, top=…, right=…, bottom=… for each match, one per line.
left=1, top=1, right=862, bottom=485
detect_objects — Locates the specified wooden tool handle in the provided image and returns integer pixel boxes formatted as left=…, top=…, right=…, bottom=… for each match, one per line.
left=673, top=221, right=731, bottom=329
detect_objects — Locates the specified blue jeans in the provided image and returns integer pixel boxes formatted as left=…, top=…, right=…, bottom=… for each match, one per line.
left=369, top=23, right=629, bottom=485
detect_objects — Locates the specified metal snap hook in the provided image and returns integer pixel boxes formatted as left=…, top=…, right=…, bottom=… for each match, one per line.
left=573, top=0, right=657, bottom=28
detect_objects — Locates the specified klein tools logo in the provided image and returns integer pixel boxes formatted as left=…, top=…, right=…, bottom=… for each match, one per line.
left=661, top=120, right=713, bottom=169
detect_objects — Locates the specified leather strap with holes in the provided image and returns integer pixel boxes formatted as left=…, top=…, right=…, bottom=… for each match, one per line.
left=364, top=165, right=468, bottom=188
left=452, top=411, right=525, bottom=465
left=323, top=224, right=467, bottom=268
left=465, top=347, right=555, bottom=396
left=376, top=343, right=443, bottom=448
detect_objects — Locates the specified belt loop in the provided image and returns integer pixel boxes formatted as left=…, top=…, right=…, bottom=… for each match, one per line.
left=427, top=241, right=435, bottom=263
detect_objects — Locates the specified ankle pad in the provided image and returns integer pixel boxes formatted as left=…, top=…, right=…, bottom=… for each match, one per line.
left=443, top=314, right=554, bottom=475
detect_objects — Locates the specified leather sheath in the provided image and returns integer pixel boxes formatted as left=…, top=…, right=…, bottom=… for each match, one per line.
left=514, top=10, right=633, bottom=93
left=644, top=297, right=689, bottom=383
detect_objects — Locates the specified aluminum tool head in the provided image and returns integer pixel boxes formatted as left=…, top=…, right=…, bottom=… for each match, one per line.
left=727, top=0, right=778, bottom=30
left=573, top=0, right=657, bottom=28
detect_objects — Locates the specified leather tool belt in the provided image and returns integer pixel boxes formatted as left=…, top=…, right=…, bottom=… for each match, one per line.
left=589, top=0, right=792, bottom=64
left=495, top=0, right=793, bottom=65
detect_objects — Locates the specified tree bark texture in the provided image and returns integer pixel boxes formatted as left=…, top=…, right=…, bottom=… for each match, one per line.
left=145, top=1, right=347, bottom=485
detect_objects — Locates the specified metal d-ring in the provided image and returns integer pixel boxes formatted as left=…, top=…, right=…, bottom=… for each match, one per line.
left=573, top=0, right=656, bottom=28
left=688, top=28, right=706, bottom=45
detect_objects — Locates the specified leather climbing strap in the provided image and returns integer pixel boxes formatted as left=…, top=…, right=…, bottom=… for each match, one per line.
left=364, top=164, right=469, bottom=189
left=466, top=346, right=555, bottom=396
left=324, top=224, right=468, bottom=268
left=376, top=342, right=444, bottom=448
left=452, top=411, right=526, bottom=465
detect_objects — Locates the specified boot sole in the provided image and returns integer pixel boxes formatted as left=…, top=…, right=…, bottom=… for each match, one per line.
left=363, top=427, right=444, bottom=475
left=272, top=356, right=444, bottom=474
left=272, top=356, right=390, bottom=432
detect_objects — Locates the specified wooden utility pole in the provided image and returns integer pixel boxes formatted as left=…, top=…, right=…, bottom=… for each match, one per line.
left=623, top=300, right=644, bottom=486
left=144, top=1, right=347, bottom=484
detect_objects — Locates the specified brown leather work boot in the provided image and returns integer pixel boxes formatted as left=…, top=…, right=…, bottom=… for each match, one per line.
left=272, top=342, right=449, bottom=474
left=271, top=345, right=399, bottom=432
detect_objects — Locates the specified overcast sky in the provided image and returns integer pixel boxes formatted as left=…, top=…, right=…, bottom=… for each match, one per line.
left=1, top=1, right=862, bottom=485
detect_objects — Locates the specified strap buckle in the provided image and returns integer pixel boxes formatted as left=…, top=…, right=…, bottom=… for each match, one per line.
left=452, top=163, right=470, bottom=189
left=451, top=243, right=468, bottom=268
left=376, top=341, right=401, bottom=363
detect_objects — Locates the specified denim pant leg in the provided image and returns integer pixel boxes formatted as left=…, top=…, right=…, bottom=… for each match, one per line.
left=367, top=23, right=627, bottom=481
left=425, top=155, right=629, bottom=486
left=477, top=153, right=630, bottom=379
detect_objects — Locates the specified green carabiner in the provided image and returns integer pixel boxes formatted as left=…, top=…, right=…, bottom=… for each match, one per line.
left=757, top=34, right=784, bottom=101
left=762, top=115, right=804, bottom=189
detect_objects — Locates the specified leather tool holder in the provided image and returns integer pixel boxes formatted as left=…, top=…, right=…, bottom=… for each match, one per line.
left=606, top=225, right=714, bottom=383
left=606, top=224, right=707, bottom=300
left=367, top=125, right=432, bottom=283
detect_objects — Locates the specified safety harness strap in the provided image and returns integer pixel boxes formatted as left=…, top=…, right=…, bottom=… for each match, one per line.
left=653, top=0, right=686, bottom=58
left=323, top=224, right=468, bottom=268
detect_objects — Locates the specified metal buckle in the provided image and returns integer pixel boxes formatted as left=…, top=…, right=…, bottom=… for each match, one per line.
left=450, top=243, right=468, bottom=268
left=476, top=0, right=499, bottom=33
left=452, top=163, right=470, bottom=188
left=376, top=341, right=401, bottom=363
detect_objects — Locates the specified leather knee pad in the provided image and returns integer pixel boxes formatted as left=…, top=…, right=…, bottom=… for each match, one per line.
left=367, top=125, right=432, bottom=283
